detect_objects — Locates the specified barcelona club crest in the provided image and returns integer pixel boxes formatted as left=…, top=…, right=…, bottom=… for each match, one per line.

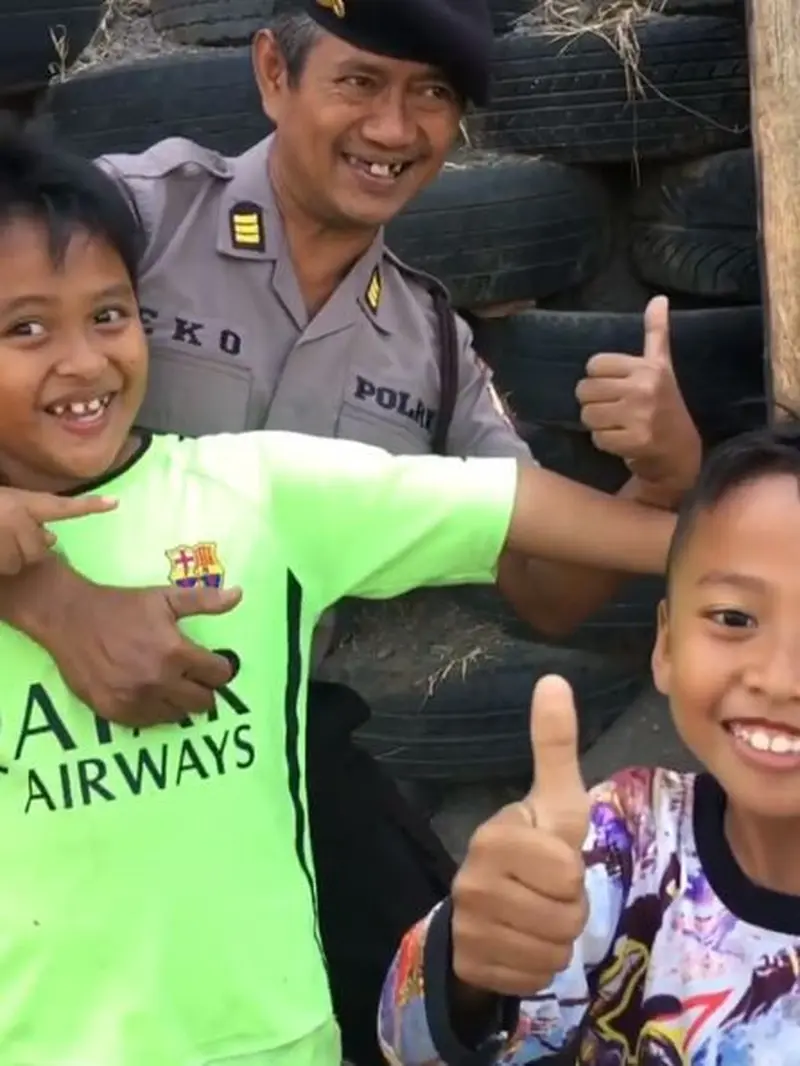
left=166, top=543, right=225, bottom=589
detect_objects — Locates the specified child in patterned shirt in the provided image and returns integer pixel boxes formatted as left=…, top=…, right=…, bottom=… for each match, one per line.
left=379, top=426, right=800, bottom=1066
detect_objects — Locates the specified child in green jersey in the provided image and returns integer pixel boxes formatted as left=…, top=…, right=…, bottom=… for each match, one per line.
left=0, top=126, right=675, bottom=1066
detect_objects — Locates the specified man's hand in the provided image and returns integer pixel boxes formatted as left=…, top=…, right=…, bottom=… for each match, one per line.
left=0, top=489, right=117, bottom=575
left=2, top=555, right=242, bottom=727
left=451, top=675, right=590, bottom=998
left=576, top=296, right=703, bottom=507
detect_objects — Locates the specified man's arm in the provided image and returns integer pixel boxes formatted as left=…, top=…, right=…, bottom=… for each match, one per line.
left=446, top=315, right=687, bottom=637
left=497, top=476, right=673, bottom=639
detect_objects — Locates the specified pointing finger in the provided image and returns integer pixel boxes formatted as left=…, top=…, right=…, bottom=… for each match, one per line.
left=26, top=493, right=118, bottom=524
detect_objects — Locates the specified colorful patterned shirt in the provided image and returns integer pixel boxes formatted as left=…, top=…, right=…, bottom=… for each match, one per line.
left=379, top=768, right=800, bottom=1066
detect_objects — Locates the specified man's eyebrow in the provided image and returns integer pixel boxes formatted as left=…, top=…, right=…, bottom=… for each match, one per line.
left=696, top=571, right=767, bottom=593
left=334, top=58, right=446, bottom=80
left=334, top=59, right=388, bottom=76
left=0, top=283, right=133, bottom=316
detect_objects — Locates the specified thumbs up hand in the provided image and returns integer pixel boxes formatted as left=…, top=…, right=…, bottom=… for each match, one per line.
left=451, top=676, right=590, bottom=998
left=575, top=296, right=702, bottom=508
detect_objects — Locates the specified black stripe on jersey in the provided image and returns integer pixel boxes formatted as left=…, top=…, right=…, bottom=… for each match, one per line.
left=284, top=570, right=326, bottom=962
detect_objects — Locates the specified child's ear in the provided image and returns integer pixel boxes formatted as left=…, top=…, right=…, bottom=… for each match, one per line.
left=651, top=598, right=671, bottom=696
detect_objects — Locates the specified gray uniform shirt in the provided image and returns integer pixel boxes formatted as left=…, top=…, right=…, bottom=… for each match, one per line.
left=98, top=135, right=531, bottom=658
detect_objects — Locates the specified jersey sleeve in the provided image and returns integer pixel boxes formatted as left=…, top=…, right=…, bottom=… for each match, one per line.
left=189, top=431, right=518, bottom=611
left=445, top=314, right=535, bottom=463
left=274, top=432, right=518, bottom=608
left=378, top=770, right=653, bottom=1066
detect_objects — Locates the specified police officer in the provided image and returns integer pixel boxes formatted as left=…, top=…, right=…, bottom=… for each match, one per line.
left=0, top=0, right=702, bottom=1063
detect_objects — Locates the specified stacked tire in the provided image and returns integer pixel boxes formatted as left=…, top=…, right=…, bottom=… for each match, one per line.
left=0, top=0, right=104, bottom=117
left=15, top=0, right=764, bottom=786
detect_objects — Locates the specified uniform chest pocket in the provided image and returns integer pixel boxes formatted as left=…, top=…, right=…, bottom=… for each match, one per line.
left=138, top=349, right=255, bottom=437
left=337, top=369, right=438, bottom=456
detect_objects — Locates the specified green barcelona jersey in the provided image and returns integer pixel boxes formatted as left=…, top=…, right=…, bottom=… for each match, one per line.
left=0, top=430, right=516, bottom=1066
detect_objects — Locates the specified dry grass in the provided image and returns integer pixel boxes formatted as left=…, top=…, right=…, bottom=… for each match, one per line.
left=520, top=0, right=736, bottom=173
left=321, top=591, right=510, bottom=699
left=69, top=0, right=190, bottom=76
left=530, top=0, right=659, bottom=100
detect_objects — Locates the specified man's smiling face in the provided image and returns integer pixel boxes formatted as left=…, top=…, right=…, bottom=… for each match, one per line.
left=255, top=29, right=463, bottom=229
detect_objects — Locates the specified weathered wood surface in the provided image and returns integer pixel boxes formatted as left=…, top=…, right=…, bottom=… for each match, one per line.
left=747, top=0, right=800, bottom=415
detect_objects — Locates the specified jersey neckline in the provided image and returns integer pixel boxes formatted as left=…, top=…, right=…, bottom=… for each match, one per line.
left=694, top=772, right=800, bottom=935
left=60, top=430, right=154, bottom=498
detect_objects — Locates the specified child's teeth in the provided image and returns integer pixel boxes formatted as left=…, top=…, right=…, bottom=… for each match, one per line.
left=50, top=395, right=110, bottom=417
left=733, top=724, right=800, bottom=754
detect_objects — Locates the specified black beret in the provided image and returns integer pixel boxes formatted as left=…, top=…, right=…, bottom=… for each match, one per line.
left=303, top=0, right=492, bottom=105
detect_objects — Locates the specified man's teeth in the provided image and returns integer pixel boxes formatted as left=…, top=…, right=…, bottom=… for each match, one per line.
left=347, top=155, right=406, bottom=178
left=49, top=395, right=112, bottom=417
left=731, top=723, right=800, bottom=755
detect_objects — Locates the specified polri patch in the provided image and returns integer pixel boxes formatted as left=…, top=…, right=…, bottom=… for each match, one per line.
left=365, top=266, right=382, bottom=313
left=229, top=201, right=265, bottom=252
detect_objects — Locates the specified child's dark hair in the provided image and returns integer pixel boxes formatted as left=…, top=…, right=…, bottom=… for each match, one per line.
left=667, top=425, right=800, bottom=586
left=0, top=120, right=144, bottom=285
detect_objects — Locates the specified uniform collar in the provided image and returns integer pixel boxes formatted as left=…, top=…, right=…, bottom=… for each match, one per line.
left=216, top=134, right=396, bottom=334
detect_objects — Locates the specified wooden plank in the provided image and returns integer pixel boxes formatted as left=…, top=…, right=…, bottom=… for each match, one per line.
left=747, top=0, right=800, bottom=416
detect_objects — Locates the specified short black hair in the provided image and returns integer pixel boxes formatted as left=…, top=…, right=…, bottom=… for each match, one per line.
left=667, top=425, right=800, bottom=586
left=0, top=120, right=144, bottom=285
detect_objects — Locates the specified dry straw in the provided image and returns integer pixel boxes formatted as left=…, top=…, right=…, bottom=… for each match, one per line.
left=528, top=0, right=664, bottom=101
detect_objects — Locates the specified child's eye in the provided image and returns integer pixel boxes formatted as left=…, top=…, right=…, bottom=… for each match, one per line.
left=94, top=306, right=129, bottom=326
left=708, top=608, right=756, bottom=629
left=5, top=320, right=46, bottom=339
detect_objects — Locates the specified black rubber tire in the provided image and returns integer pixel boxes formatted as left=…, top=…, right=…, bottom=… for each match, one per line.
left=0, top=0, right=103, bottom=95
left=630, top=149, right=759, bottom=304
left=387, top=150, right=611, bottom=307
left=489, top=0, right=534, bottom=33
left=660, top=0, right=743, bottom=12
left=45, top=48, right=272, bottom=157
left=466, top=15, right=750, bottom=164
left=333, top=590, right=650, bottom=783
left=151, top=0, right=275, bottom=46
left=0, top=85, right=50, bottom=122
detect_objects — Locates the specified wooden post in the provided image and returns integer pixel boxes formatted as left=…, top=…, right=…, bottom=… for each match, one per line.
left=747, top=0, right=800, bottom=416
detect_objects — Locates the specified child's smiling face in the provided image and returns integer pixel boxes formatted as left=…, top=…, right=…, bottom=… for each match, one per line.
left=0, top=216, right=147, bottom=493
left=654, top=472, right=800, bottom=819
